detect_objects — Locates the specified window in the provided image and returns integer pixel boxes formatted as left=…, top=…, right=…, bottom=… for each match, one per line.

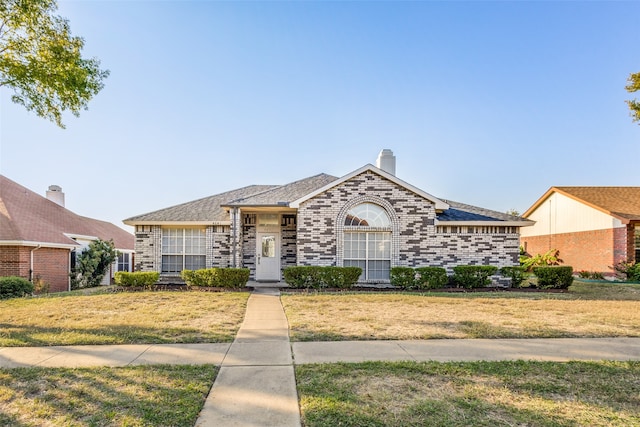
left=117, top=253, right=130, bottom=272
left=344, top=203, right=392, bottom=281
left=161, top=228, right=206, bottom=273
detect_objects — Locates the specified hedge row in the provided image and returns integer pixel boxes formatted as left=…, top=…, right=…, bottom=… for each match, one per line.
left=283, top=266, right=362, bottom=289
left=389, top=265, right=570, bottom=290
left=389, top=267, right=448, bottom=290
left=181, top=268, right=250, bottom=288
left=0, top=276, right=34, bottom=299
left=114, top=272, right=160, bottom=288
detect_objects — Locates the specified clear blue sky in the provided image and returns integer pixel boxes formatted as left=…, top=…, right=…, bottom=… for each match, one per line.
left=1, top=0, right=638, bottom=232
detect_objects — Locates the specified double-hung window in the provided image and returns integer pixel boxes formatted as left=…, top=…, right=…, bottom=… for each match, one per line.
left=117, top=253, right=130, bottom=272
left=162, top=228, right=206, bottom=273
left=343, top=203, right=391, bottom=281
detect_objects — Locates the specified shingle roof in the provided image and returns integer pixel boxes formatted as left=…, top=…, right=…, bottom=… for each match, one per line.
left=0, top=175, right=134, bottom=250
left=524, top=187, right=640, bottom=222
left=226, top=174, right=339, bottom=206
left=123, top=185, right=278, bottom=223
left=437, top=199, right=531, bottom=224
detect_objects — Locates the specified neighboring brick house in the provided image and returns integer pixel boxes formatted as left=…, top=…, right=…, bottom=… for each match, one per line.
left=0, top=175, right=135, bottom=292
left=124, top=150, right=532, bottom=285
left=520, top=187, right=640, bottom=276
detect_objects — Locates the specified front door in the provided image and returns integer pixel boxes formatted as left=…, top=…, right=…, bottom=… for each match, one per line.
left=256, top=232, right=280, bottom=281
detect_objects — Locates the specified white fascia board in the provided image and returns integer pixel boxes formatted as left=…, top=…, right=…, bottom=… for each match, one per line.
left=122, top=220, right=230, bottom=226
left=290, top=164, right=450, bottom=210
left=436, top=220, right=535, bottom=227
left=0, top=240, right=79, bottom=249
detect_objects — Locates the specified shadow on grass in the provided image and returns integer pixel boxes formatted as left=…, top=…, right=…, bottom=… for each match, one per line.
left=0, top=323, right=237, bottom=347
left=296, top=360, right=640, bottom=427
left=0, top=364, right=218, bottom=426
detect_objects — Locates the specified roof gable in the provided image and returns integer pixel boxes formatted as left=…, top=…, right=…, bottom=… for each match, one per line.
left=524, top=186, right=640, bottom=223
left=0, top=175, right=134, bottom=250
left=289, top=164, right=450, bottom=210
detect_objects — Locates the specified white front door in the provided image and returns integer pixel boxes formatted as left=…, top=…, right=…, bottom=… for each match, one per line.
left=256, top=232, right=280, bottom=281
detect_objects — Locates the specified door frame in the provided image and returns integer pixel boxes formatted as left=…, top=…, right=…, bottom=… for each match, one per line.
left=255, top=231, right=281, bottom=281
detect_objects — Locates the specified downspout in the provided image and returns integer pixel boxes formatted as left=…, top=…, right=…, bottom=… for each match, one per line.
left=29, top=245, right=42, bottom=282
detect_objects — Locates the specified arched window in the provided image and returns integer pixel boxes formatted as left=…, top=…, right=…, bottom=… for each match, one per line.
left=343, top=203, right=391, bottom=281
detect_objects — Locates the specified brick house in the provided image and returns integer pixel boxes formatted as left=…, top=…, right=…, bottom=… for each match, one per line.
left=520, top=187, right=640, bottom=275
left=0, top=175, right=135, bottom=292
left=124, top=150, right=532, bottom=285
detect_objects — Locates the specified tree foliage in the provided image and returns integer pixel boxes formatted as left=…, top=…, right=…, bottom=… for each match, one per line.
left=0, top=0, right=109, bottom=128
left=70, top=239, right=116, bottom=289
left=626, top=72, right=640, bottom=124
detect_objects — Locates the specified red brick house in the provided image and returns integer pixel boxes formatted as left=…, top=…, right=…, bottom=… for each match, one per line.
left=0, top=175, right=135, bottom=292
left=520, top=187, right=640, bottom=275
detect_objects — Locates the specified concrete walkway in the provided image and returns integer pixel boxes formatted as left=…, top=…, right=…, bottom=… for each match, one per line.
left=2, top=286, right=640, bottom=427
left=195, top=287, right=301, bottom=427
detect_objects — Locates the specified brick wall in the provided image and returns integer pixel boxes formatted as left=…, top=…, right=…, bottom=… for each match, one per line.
left=0, top=246, right=31, bottom=278
left=297, top=170, right=520, bottom=284
left=521, top=226, right=633, bottom=275
left=133, top=225, right=161, bottom=272
left=33, top=248, right=70, bottom=292
left=0, top=246, right=70, bottom=292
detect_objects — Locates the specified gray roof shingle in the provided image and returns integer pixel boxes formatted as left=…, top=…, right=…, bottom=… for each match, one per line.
left=437, top=199, right=530, bottom=223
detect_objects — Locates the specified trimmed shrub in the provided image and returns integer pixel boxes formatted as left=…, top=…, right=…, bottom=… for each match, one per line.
left=283, top=266, right=321, bottom=288
left=499, top=266, right=526, bottom=288
left=415, top=267, right=448, bottom=289
left=283, top=266, right=362, bottom=289
left=452, top=265, right=498, bottom=289
left=532, top=266, right=574, bottom=289
left=390, top=267, right=416, bottom=289
left=181, top=268, right=250, bottom=288
left=0, top=276, right=34, bottom=299
left=341, top=267, right=363, bottom=288
left=114, top=271, right=159, bottom=288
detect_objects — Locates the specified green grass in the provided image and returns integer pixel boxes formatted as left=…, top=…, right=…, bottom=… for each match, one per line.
left=0, top=292, right=249, bottom=346
left=296, top=360, right=640, bottom=427
left=0, top=364, right=217, bottom=426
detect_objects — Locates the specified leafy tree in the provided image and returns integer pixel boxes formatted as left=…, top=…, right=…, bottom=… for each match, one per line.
left=0, top=0, right=109, bottom=128
left=70, top=239, right=116, bottom=289
left=626, top=72, right=640, bottom=124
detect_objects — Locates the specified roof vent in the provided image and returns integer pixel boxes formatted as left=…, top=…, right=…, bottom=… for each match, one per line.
left=46, top=185, right=65, bottom=207
left=376, top=149, right=396, bottom=176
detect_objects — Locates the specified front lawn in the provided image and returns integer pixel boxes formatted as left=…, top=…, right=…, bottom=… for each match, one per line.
left=0, top=292, right=249, bottom=346
left=0, top=364, right=217, bottom=426
left=296, top=360, right=640, bottom=427
left=282, top=282, right=640, bottom=341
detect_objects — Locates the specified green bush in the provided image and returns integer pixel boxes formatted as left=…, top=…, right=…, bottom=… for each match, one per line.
left=612, top=261, right=640, bottom=282
left=0, top=276, right=34, bottom=299
left=181, top=268, right=250, bottom=288
left=283, top=266, right=362, bottom=289
left=415, top=267, right=448, bottom=289
left=452, top=265, right=498, bottom=289
left=577, top=270, right=605, bottom=280
left=532, top=266, right=574, bottom=289
left=499, top=266, right=527, bottom=288
left=390, top=267, right=416, bottom=289
left=114, top=271, right=159, bottom=288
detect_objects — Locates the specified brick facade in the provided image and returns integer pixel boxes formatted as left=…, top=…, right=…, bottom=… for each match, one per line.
left=0, top=246, right=70, bottom=292
left=521, top=226, right=634, bottom=275
left=132, top=171, right=523, bottom=285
